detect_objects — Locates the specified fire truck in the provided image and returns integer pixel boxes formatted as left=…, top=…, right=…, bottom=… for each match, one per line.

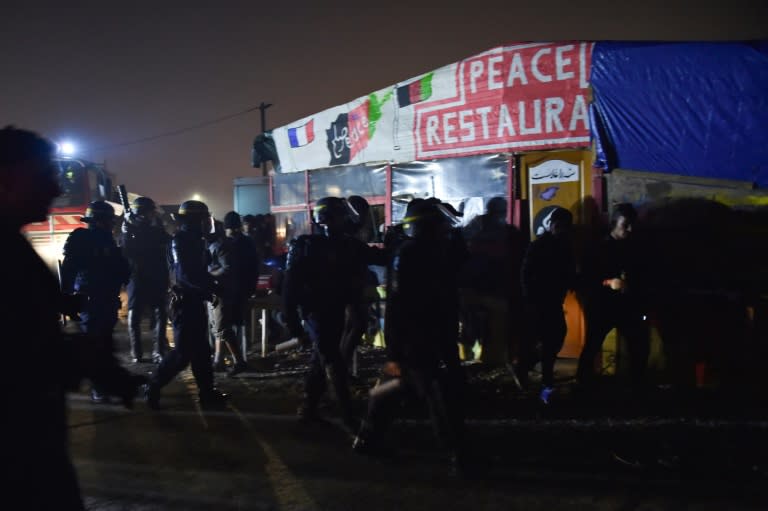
left=22, top=156, right=124, bottom=271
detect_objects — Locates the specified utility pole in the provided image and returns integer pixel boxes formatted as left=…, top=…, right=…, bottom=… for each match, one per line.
left=259, top=102, right=273, bottom=176
left=259, top=102, right=272, bottom=134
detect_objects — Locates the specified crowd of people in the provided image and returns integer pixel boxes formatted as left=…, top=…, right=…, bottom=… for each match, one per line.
left=4, top=126, right=760, bottom=506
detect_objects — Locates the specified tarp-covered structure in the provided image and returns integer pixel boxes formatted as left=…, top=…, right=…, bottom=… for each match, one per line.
left=591, top=41, right=768, bottom=187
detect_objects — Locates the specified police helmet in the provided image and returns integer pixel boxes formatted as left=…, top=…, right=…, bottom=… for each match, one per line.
left=401, top=199, right=436, bottom=239
left=131, top=196, right=156, bottom=216
left=81, top=200, right=115, bottom=223
left=347, top=195, right=370, bottom=223
left=313, top=196, right=359, bottom=227
left=178, top=199, right=209, bottom=218
left=177, top=199, right=214, bottom=232
left=424, top=198, right=462, bottom=228
left=402, top=198, right=460, bottom=239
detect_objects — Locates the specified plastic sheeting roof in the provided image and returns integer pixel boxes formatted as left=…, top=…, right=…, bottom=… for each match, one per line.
left=591, top=41, right=768, bottom=187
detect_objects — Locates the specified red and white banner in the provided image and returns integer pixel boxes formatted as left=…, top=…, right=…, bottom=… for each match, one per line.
left=272, top=42, right=593, bottom=173
left=415, top=42, right=592, bottom=159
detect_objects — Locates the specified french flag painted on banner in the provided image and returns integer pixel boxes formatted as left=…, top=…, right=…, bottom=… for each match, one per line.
left=288, top=119, right=315, bottom=148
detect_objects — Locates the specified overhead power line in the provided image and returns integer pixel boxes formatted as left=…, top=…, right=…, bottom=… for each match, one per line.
left=93, top=104, right=263, bottom=151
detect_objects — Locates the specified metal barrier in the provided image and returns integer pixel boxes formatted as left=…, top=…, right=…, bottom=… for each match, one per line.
left=247, top=293, right=283, bottom=358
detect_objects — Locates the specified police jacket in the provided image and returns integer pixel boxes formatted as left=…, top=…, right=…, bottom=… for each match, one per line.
left=61, top=226, right=131, bottom=301
left=282, top=233, right=387, bottom=337
left=520, top=232, right=576, bottom=307
left=385, top=236, right=466, bottom=368
left=120, top=222, right=171, bottom=289
left=171, top=227, right=216, bottom=301
left=209, top=232, right=260, bottom=301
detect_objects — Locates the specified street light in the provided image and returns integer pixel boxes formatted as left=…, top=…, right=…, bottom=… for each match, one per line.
left=58, top=141, right=77, bottom=156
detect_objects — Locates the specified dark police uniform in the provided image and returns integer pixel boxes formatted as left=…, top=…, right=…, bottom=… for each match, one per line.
left=283, top=228, right=385, bottom=427
left=146, top=222, right=222, bottom=406
left=339, top=195, right=383, bottom=368
left=61, top=226, right=131, bottom=338
left=121, top=219, right=171, bottom=362
left=354, top=200, right=468, bottom=473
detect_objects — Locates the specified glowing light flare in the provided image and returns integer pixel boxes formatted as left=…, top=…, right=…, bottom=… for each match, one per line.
left=58, top=141, right=77, bottom=156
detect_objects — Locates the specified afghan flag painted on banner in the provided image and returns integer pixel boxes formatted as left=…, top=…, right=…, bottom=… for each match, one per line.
left=397, top=72, right=434, bottom=108
left=367, top=90, right=392, bottom=139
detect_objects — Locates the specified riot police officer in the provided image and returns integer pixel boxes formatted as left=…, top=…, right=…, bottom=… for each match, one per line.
left=339, top=195, right=382, bottom=370
left=144, top=200, right=227, bottom=409
left=61, top=200, right=131, bottom=402
left=353, top=198, right=469, bottom=475
left=121, top=195, right=171, bottom=364
left=282, top=196, right=387, bottom=431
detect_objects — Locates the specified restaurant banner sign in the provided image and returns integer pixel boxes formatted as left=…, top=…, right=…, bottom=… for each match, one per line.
left=273, top=42, right=593, bottom=173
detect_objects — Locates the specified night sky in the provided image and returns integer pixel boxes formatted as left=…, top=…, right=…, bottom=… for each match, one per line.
left=2, top=3, right=766, bottom=217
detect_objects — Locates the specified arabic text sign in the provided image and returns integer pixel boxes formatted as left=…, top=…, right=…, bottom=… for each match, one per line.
left=529, top=159, right=580, bottom=183
left=415, top=42, right=592, bottom=159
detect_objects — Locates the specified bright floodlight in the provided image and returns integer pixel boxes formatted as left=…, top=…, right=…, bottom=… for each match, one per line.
left=59, top=141, right=76, bottom=156
left=192, top=193, right=202, bottom=201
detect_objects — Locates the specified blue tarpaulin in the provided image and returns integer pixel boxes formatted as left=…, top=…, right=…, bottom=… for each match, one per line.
left=591, top=42, right=768, bottom=187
